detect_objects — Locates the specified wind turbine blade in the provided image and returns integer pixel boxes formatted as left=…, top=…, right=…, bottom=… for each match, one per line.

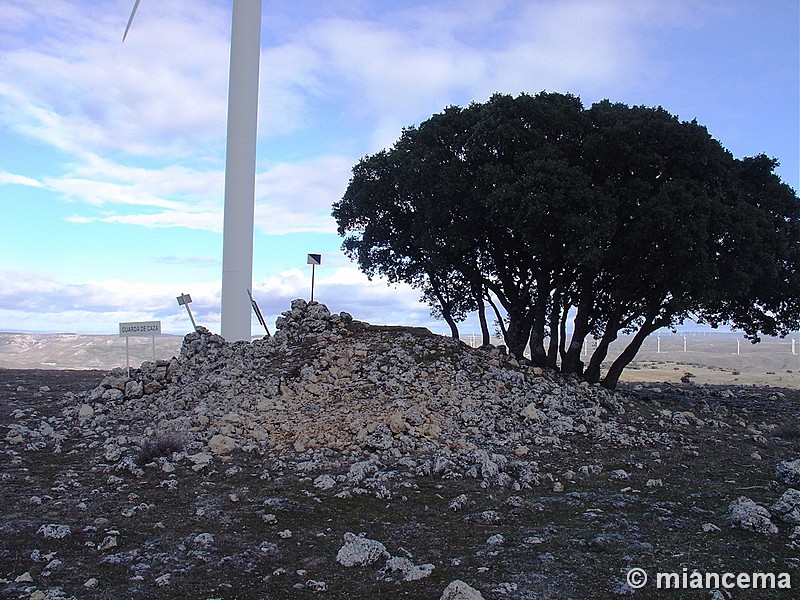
left=122, top=0, right=143, bottom=42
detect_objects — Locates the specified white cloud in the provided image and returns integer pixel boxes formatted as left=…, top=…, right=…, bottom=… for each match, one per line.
left=0, top=269, right=221, bottom=334
left=255, top=155, right=352, bottom=234
left=0, top=265, right=445, bottom=336
left=0, top=0, right=693, bottom=237
left=55, top=152, right=351, bottom=234
left=250, top=263, right=437, bottom=330
left=67, top=210, right=223, bottom=232
left=0, top=170, right=42, bottom=187
left=295, top=0, right=679, bottom=145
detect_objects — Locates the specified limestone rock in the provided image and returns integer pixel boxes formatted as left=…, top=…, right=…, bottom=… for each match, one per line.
left=771, top=488, right=800, bottom=524
left=336, top=532, right=388, bottom=567
left=208, top=434, right=237, bottom=455
left=388, top=412, right=408, bottom=435
left=728, top=496, right=778, bottom=535
left=441, top=580, right=485, bottom=600
left=448, top=494, right=469, bottom=512
left=78, top=404, right=95, bottom=419
left=776, top=459, right=800, bottom=487
left=314, top=474, right=336, bottom=490
left=76, top=299, right=653, bottom=490
left=38, top=524, right=72, bottom=539
left=382, top=556, right=435, bottom=581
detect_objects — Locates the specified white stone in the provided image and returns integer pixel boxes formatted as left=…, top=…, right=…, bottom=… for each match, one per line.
left=98, top=535, right=118, bottom=551
left=486, top=534, right=504, bottom=546
left=382, top=556, right=434, bottom=581
left=519, top=403, right=542, bottom=421
left=776, top=460, right=800, bottom=487
left=336, top=532, right=388, bottom=567
left=188, top=452, right=212, bottom=466
left=771, top=488, right=800, bottom=524
left=728, top=496, right=778, bottom=535
left=441, top=580, right=485, bottom=600
left=208, top=434, right=237, bottom=455
left=448, top=494, right=469, bottom=512
left=38, top=524, right=72, bottom=539
left=313, top=474, right=336, bottom=490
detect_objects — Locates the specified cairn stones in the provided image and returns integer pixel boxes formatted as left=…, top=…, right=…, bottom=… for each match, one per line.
left=81, top=298, right=657, bottom=488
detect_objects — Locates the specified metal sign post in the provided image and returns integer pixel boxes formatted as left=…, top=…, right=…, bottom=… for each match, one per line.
left=177, top=293, right=198, bottom=331
left=307, top=254, right=321, bottom=302
left=248, top=288, right=269, bottom=336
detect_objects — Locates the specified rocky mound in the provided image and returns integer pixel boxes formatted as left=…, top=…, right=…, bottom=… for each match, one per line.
left=81, top=299, right=665, bottom=485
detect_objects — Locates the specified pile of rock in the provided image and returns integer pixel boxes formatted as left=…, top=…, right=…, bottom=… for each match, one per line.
left=79, top=299, right=665, bottom=485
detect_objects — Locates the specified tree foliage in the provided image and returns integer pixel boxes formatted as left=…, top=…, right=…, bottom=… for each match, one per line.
left=332, top=92, right=800, bottom=389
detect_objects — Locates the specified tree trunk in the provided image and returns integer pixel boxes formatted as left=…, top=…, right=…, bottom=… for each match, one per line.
left=428, top=280, right=460, bottom=339
left=602, top=317, right=668, bottom=390
left=558, top=304, right=569, bottom=364
left=508, top=310, right=535, bottom=359
left=584, top=311, right=623, bottom=384
left=546, top=297, right=560, bottom=370
left=444, top=313, right=460, bottom=339
left=561, top=294, right=593, bottom=375
left=477, top=293, right=491, bottom=346
left=485, top=293, right=508, bottom=342
left=528, top=292, right=549, bottom=367
left=585, top=333, right=612, bottom=383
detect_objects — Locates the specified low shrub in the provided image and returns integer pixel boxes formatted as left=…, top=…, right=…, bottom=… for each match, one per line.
left=136, top=434, right=184, bottom=465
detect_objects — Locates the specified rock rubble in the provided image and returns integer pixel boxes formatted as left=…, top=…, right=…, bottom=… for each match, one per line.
left=79, top=299, right=664, bottom=488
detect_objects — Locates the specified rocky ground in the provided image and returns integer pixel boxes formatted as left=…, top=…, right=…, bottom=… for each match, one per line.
left=1, top=300, right=799, bottom=599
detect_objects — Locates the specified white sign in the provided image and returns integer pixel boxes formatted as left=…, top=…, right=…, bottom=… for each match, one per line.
left=119, top=321, right=162, bottom=337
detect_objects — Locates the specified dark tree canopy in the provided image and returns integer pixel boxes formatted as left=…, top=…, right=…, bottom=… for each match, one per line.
left=332, top=92, right=800, bottom=389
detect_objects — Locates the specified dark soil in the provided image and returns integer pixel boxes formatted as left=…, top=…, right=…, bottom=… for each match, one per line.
left=1, top=369, right=799, bottom=599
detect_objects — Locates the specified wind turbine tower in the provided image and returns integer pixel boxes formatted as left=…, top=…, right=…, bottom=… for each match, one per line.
left=125, top=0, right=262, bottom=342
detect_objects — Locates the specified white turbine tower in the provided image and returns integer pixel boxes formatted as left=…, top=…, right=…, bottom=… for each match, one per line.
left=124, top=0, right=262, bottom=342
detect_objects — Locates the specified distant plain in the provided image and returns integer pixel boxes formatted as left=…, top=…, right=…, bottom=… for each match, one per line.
left=1, top=330, right=797, bottom=390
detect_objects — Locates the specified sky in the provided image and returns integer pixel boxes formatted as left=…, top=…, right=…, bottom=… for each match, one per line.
left=0, top=0, right=797, bottom=336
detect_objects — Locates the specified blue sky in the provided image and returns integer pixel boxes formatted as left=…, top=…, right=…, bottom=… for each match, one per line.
left=0, top=0, right=797, bottom=335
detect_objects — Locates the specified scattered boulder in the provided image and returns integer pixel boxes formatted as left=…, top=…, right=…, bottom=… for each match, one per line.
left=728, top=497, right=778, bottom=535
left=336, top=533, right=389, bottom=567
left=776, top=459, right=800, bottom=487
left=441, top=579, right=485, bottom=600
left=382, top=556, right=435, bottom=581
left=37, top=524, right=72, bottom=539
left=771, top=488, right=800, bottom=524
